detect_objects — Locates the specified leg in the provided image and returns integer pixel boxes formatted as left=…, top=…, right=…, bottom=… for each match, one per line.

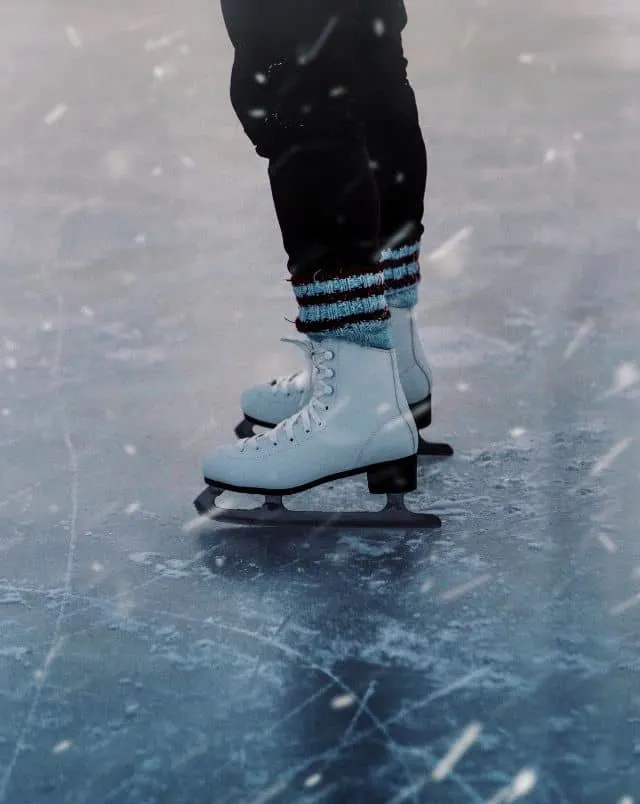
left=351, top=3, right=453, bottom=456
left=352, top=0, right=427, bottom=260
left=198, top=2, right=443, bottom=526
left=220, top=0, right=390, bottom=347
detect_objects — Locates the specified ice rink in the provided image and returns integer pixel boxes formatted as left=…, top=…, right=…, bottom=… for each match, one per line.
left=1, top=0, right=640, bottom=801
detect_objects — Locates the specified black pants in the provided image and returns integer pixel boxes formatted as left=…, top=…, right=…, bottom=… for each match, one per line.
left=220, top=0, right=427, bottom=280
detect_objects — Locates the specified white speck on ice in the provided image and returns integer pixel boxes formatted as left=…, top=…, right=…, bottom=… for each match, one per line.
left=248, top=108, right=267, bottom=119
left=441, top=574, right=491, bottom=602
left=151, top=165, right=163, bottom=177
left=544, top=148, right=557, bottom=164
left=563, top=318, right=594, bottom=359
left=456, top=381, right=470, bottom=392
left=182, top=515, right=209, bottom=533
left=65, top=25, right=82, bottom=49
left=519, top=52, right=535, bottom=64
left=215, top=557, right=226, bottom=568
left=329, top=85, right=347, bottom=98
left=619, top=796, right=635, bottom=804
left=604, top=362, right=640, bottom=397
left=254, top=72, right=267, bottom=84
left=153, top=65, right=166, bottom=80
left=511, top=768, right=537, bottom=798
left=179, top=154, right=195, bottom=169
left=135, top=233, right=147, bottom=245
left=330, top=693, right=356, bottom=710
left=40, top=320, right=54, bottom=332
left=610, top=592, right=640, bottom=616
left=124, top=444, right=137, bottom=456
left=304, top=773, right=322, bottom=788
left=80, top=305, right=94, bottom=318
left=44, top=104, right=68, bottom=126
left=428, top=227, right=472, bottom=262
left=1, top=408, right=10, bottom=416
left=125, top=502, right=141, bottom=514
left=597, top=533, right=617, bottom=553
left=427, top=227, right=472, bottom=277
left=373, top=18, right=385, bottom=36
left=144, top=30, right=185, bottom=51
left=5, top=357, right=17, bottom=369
left=420, top=580, right=433, bottom=594
left=486, top=767, right=537, bottom=804
left=52, top=740, right=72, bottom=754
left=573, top=131, right=584, bottom=141
left=589, top=438, right=632, bottom=476
left=91, top=562, right=103, bottom=573
left=431, top=721, right=482, bottom=781
left=510, top=427, right=526, bottom=438
left=395, top=171, right=405, bottom=183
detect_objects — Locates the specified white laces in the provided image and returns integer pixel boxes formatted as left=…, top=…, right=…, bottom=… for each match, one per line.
left=239, top=341, right=335, bottom=451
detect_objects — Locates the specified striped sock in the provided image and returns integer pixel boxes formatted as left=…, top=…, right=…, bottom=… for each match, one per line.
left=379, top=241, right=421, bottom=309
left=292, top=266, right=392, bottom=349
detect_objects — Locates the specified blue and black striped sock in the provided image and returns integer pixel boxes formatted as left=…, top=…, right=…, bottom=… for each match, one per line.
left=292, top=265, right=391, bottom=349
left=379, top=241, right=421, bottom=309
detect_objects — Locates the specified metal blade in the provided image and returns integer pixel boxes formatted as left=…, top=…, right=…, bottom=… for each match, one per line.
left=193, top=487, right=441, bottom=529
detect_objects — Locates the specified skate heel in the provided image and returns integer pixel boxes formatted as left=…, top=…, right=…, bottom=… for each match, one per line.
left=409, top=394, right=432, bottom=429
left=367, top=454, right=417, bottom=494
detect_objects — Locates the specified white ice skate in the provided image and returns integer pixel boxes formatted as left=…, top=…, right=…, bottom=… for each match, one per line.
left=234, top=308, right=452, bottom=457
left=195, top=338, right=441, bottom=528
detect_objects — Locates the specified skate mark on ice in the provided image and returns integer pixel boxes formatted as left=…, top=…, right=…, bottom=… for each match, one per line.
left=0, top=287, right=79, bottom=803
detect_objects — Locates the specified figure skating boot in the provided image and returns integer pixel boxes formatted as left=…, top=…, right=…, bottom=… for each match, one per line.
left=235, top=308, right=452, bottom=456
left=195, top=338, right=441, bottom=529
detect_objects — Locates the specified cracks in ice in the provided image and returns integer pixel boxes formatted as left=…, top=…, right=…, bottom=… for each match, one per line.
left=0, top=285, right=79, bottom=803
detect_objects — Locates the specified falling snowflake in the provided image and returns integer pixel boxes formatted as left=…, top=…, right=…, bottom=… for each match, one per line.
left=44, top=104, right=68, bottom=125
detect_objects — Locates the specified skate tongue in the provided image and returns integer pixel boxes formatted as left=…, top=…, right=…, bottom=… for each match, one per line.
left=280, top=337, right=313, bottom=356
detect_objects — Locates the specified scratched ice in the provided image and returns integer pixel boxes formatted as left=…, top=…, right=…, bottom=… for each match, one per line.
left=1, top=1, right=640, bottom=802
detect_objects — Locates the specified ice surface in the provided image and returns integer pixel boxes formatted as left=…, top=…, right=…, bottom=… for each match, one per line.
left=1, top=0, right=640, bottom=801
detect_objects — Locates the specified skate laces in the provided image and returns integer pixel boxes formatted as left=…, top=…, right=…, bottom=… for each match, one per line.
left=239, top=343, right=335, bottom=451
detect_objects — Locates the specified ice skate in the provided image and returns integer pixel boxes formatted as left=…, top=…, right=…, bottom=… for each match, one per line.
left=235, top=308, right=453, bottom=457
left=195, top=338, right=441, bottom=529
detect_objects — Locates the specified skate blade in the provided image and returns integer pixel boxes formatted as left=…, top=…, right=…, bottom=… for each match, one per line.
left=418, top=436, right=454, bottom=457
left=193, top=487, right=441, bottom=530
